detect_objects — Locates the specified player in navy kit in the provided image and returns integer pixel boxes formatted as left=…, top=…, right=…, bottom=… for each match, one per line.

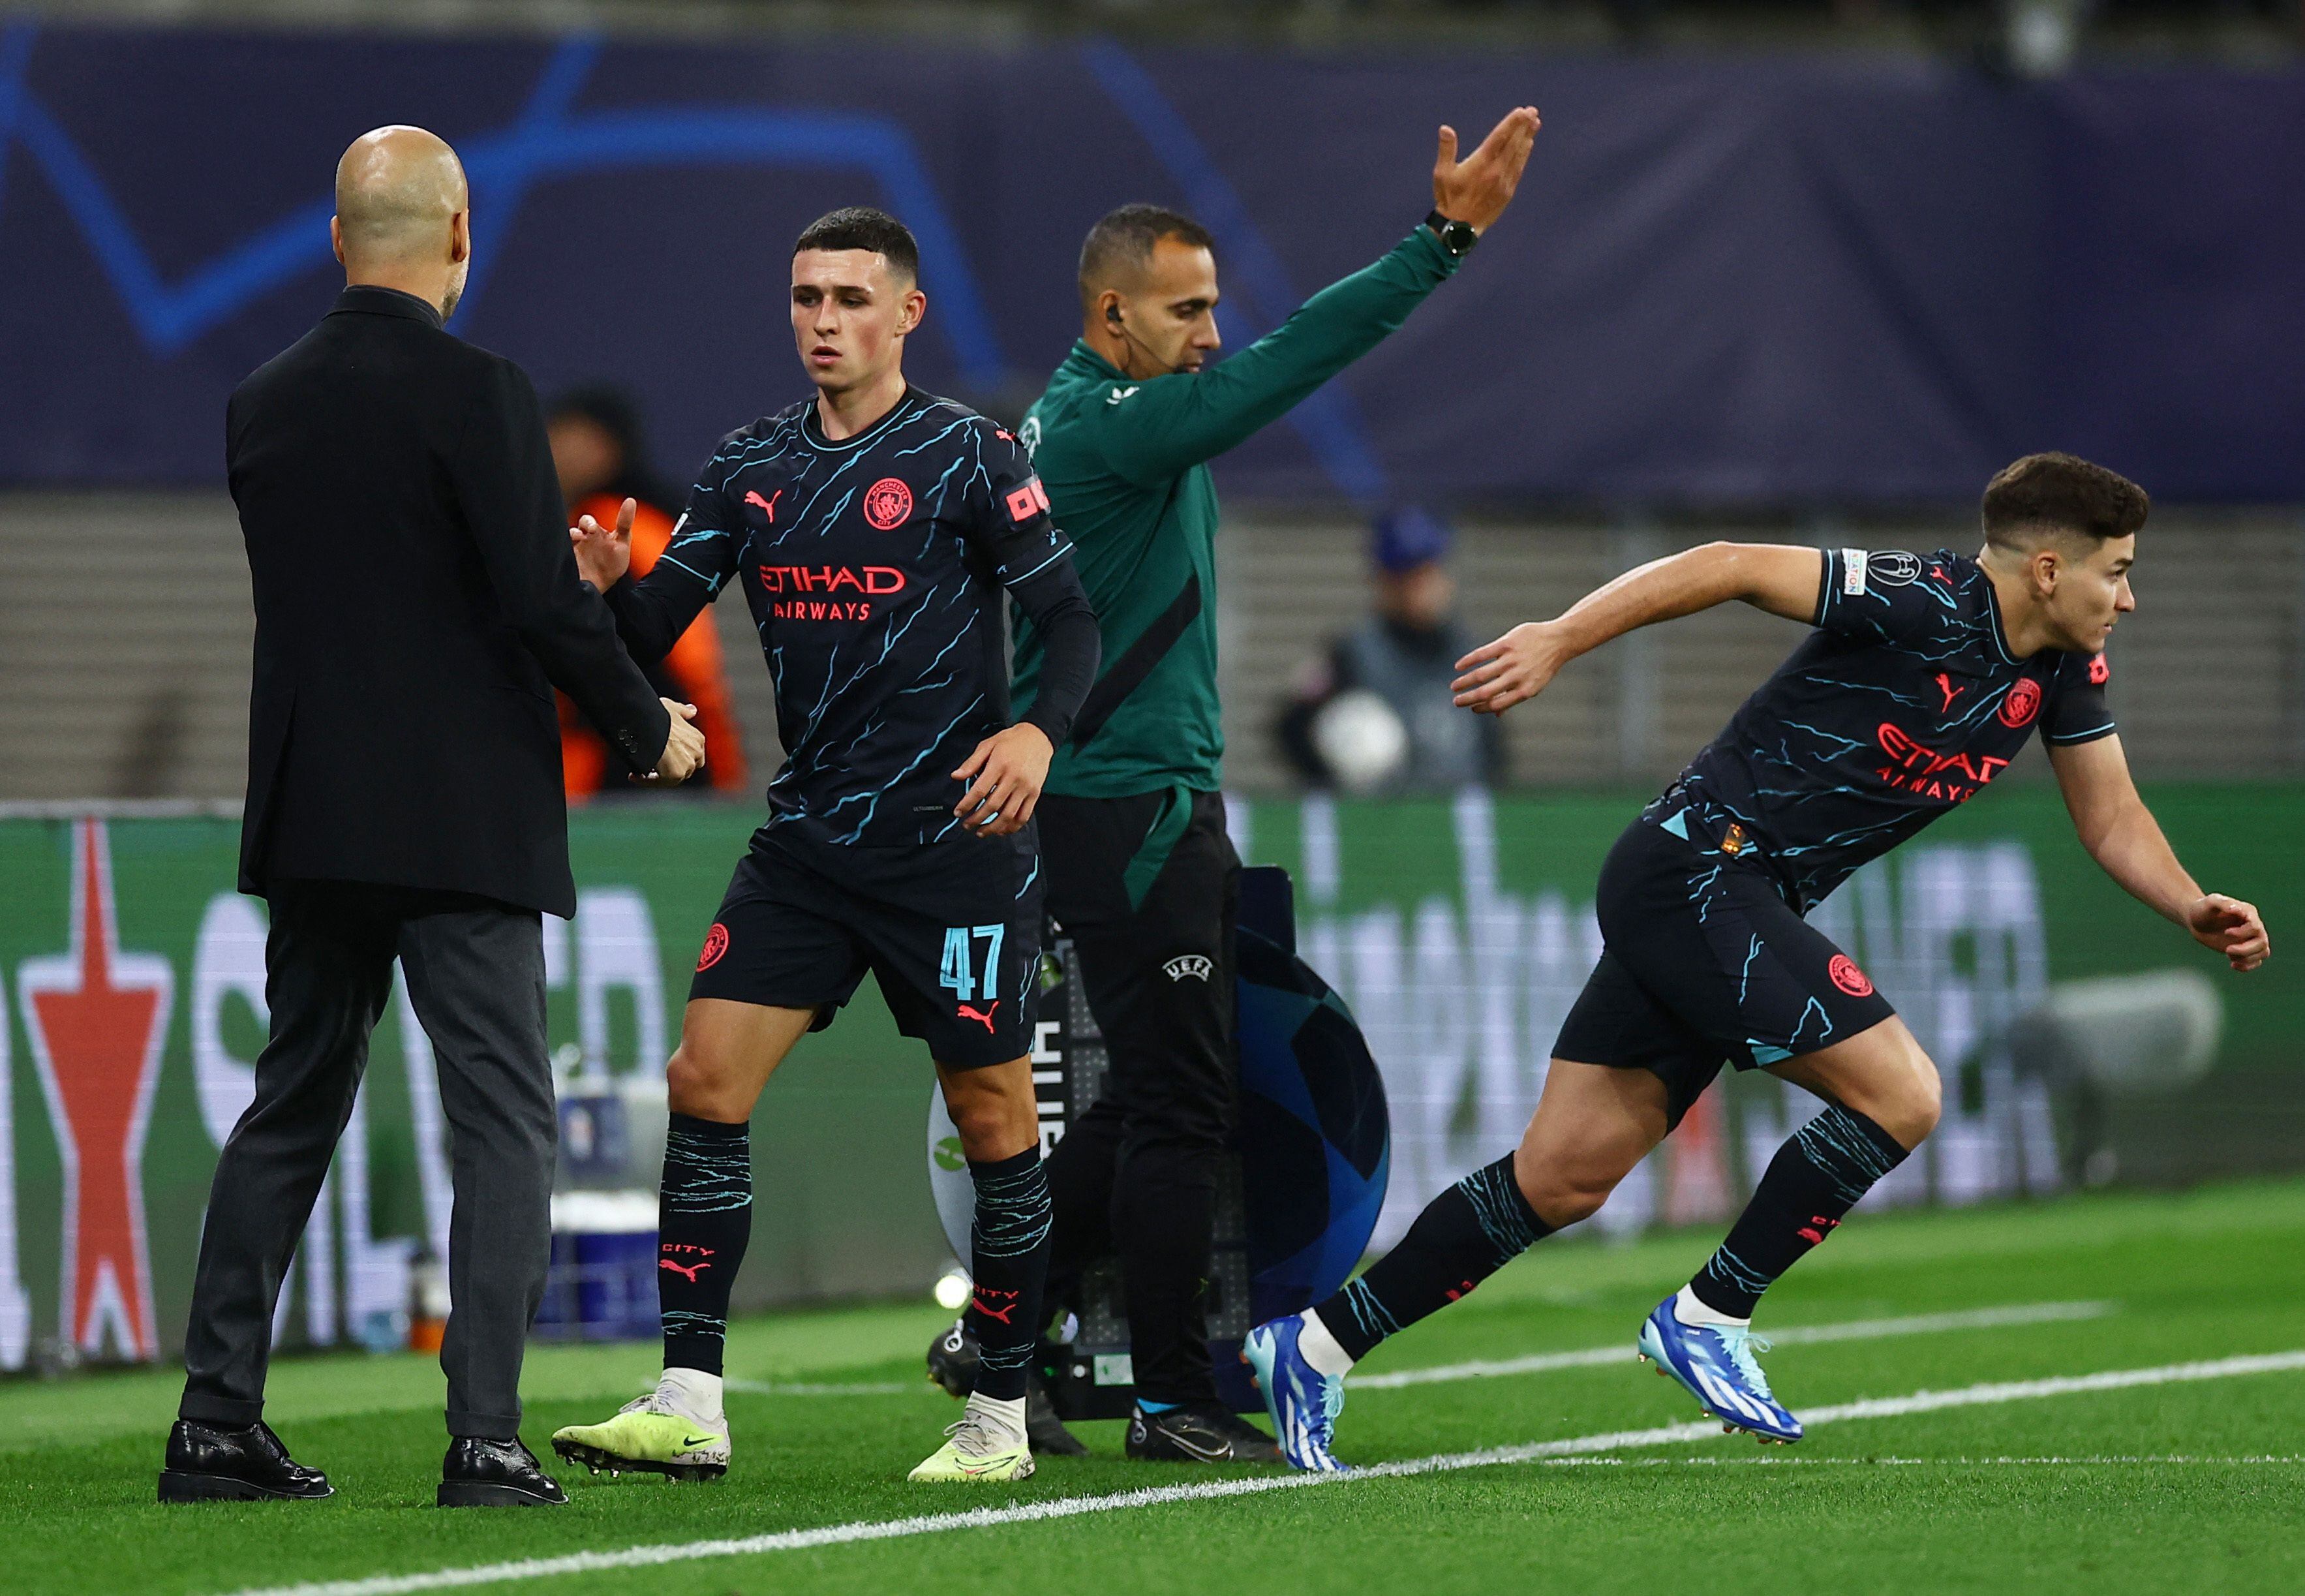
left=549, top=209, right=1101, bottom=1485
left=1246, top=453, right=2270, bottom=1469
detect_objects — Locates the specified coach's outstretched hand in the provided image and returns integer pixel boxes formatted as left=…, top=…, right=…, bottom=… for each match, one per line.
left=1433, top=105, right=1542, bottom=235
left=646, top=699, right=706, bottom=784
left=1452, top=621, right=1568, bottom=716
left=570, top=495, right=637, bottom=590
left=952, top=724, right=1054, bottom=838
left=2187, top=893, right=2270, bottom=972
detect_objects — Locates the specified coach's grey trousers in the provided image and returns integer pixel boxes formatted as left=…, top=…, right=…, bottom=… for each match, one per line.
left=178, top=880, right=555, bottom=1440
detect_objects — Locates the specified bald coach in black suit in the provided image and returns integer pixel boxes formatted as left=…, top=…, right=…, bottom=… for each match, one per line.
left=162, top=125, right=706, bottom=1510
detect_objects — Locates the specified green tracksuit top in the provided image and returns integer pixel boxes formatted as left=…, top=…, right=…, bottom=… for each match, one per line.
left=1010, top=225, right=1461, bottom=799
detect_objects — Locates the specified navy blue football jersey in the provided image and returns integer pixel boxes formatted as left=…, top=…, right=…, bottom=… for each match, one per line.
left=607, top=388, right=1075, bottom=846
left=1658, top=548, right=2115, bottom=908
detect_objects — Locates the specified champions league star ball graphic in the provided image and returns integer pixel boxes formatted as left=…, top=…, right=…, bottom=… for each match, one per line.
left=1226, top=925, right=1392, bottom=1319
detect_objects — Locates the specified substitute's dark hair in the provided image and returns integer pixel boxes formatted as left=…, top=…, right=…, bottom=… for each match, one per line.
left=1981, top=453, right=2150, bottom=549
left=793, top=206, right=919, bottom=284
left=1077, top=203, right=1215, bottom=315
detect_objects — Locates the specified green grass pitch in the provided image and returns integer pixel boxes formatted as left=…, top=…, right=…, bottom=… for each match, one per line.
left=5, top=1179, right=2302, bottom=1595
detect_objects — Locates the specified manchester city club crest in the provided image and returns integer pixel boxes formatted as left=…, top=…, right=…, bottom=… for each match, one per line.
left=862, top=476, right=913, bottom=530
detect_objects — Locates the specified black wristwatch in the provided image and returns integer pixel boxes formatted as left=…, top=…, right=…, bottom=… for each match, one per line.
left=1426, top=209, right=1478, bottom=258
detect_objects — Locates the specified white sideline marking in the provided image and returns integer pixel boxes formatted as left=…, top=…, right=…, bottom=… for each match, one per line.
left=224, top=1348, right=2305, bottom=1596
left=1352, top=1299, right=2116, bottom=1390
left=1534, top=1454, right=2305, bottom=1468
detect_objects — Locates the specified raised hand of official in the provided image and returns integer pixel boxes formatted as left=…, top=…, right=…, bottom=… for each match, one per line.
left=2187, top=893, right=2270, bottom=972
left=951, top=723, right=1054, bottom=838
left=1453, top=621, right=1568, bottom=716
left=1432, top=104, right=1542, bottom=234
left=647, top=699, right=706, bottom=784
left=570, top=495, right=637, bottom=590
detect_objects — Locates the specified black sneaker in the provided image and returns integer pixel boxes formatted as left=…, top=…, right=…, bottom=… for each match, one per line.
left=925, top=1318, right=1088, bottom=1458
left=925, top=1317, right=980, bottom=1400
left=1125, top=1402, right=1285, bottom=1465
left=1022, top=1379, right=1090, bottom=1458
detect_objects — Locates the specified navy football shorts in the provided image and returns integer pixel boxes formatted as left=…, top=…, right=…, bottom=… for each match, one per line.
left=688, top=826, right=1045, bottom=1069
left=1553, top=817, right=1897, bottom=1127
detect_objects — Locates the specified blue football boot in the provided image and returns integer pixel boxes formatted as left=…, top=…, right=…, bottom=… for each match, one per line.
left=1636, top=1295, right=1803, bottom=1444
left=1242, top=1315, right=1349, bottom=1473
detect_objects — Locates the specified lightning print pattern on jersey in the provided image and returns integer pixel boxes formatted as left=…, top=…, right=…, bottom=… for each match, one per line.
left=1657, top=549, right=2116, bottom=909
left=607, top=390, right=1074, bottom=846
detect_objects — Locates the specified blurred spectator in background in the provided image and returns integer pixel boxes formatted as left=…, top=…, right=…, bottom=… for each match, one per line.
left=547, top=387, right=747, bottom=800
left=1276, top=506, right=1503, bottom=793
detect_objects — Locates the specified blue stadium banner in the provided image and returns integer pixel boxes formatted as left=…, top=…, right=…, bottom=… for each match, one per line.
left=1, top=23, right=2300, bottom=502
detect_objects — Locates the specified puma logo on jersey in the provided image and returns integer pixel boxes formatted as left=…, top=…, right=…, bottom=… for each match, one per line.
left=957, top=1001, right=1001, bottom=1033
left=744, top=488, right=781, bottom=521
left=1163, top=955, right=1214, bottom=983
left=1106, top=386, right=1140, bottom=405
left=1934, top=671, right=1965, bottom=713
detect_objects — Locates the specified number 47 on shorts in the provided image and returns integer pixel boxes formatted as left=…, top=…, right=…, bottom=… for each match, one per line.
left=939, top=924, right=1006, bottom=1004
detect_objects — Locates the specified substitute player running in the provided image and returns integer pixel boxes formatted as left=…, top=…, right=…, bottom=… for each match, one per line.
left=953, top=107, right=1540, bottom=1464
left=1247, top=453, right=2270, bottom=1469
left=551, top=208, right=1100, bottom=1484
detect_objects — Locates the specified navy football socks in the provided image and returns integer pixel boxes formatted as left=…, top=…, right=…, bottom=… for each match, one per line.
left=657, top=1112, right=753, bottom=1377
left=964, top=1148, right=1052, bottom=1402
left=1314, top=1154, right=1552, bottom=1363
left=1692, top=1102, right=1908, bottom=1319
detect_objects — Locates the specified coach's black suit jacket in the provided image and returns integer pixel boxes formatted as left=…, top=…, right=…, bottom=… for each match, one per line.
left=228, top=285, right=668, bottom=918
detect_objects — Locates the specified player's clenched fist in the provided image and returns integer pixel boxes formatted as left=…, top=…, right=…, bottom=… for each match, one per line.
left=2187, top=893, right=2270, bottom=972
left=952, top=723, right=1054, bottom=838
left=570, top=495, right=636, bottom=590
left=1452, top=620, right=1568, bottom=716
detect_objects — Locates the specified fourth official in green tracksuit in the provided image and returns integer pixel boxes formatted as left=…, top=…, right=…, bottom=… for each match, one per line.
left=1005, top=106, right=1539, bottom=1457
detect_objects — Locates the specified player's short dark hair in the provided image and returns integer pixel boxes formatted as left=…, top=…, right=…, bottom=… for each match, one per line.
left=1981, top=453, right=2149, bottom=550
left=1077, top=204, right=1216, bottom=314
left=793, top=206, right=919, bottom=284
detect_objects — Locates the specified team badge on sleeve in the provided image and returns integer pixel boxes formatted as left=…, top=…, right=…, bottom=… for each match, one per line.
left=1844, top=549, right=1922, bottom=591
left=1003, top=476, right=1052, bottom=526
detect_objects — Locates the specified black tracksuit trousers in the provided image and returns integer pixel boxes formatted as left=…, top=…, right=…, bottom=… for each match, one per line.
left=1037, top=787, right=1239, bottom=1407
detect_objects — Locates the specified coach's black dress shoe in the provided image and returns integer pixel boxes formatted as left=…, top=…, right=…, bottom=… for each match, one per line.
left=158, top=1418, right=334, bottom=1502
left=438, top=1436, right=568, bottom=1507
